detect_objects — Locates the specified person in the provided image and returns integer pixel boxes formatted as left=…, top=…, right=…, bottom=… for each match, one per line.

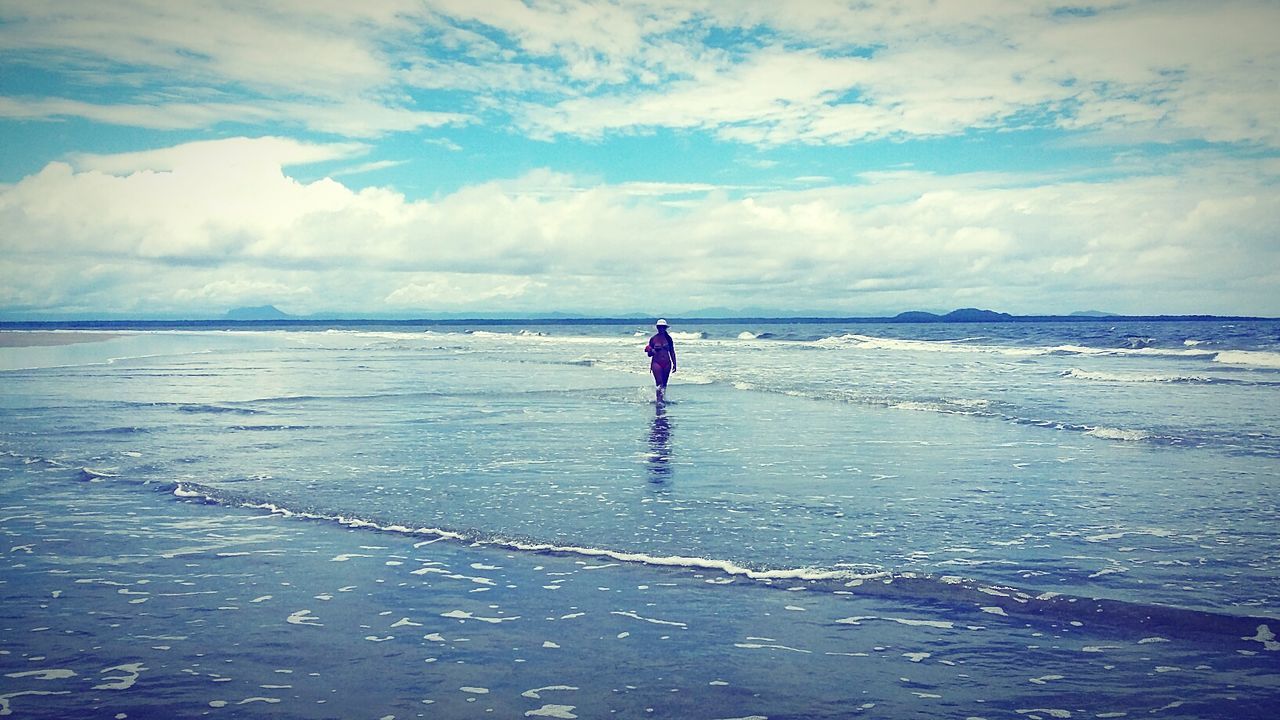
left=645, top=319, right=677, bottom=402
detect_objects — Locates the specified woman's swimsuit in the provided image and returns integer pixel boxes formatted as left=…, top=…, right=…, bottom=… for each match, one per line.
left=649, top=333, right=674, bottom=387
left=648, top=334, right=673, bottom=369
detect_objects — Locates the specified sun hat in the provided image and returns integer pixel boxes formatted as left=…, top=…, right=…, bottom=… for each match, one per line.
left=655, top=319, right=669, bottom=327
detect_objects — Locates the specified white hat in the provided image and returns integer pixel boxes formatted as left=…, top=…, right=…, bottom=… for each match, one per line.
left=655, top=318, right=669, bottom=327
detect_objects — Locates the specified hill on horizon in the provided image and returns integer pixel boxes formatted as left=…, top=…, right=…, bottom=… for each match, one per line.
left=224, top=305, right=293, bottom=320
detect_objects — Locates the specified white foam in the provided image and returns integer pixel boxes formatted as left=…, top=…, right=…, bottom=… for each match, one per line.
left=0, top=691, right=73, bottom=715
left=286, top=610, right=322, bottom=626
left=610, top=611, right=688, bottom=628
left=93, top=663, right=146, bottom=691
left=1085, top=427, right=1152, bottom=442
left=522, top=686, right=579, bottom=700
left=1243, top=624, right=1280, bottom=651
left=526, top=705, right=578, bottom=718
left=1083, top=528, right=1174, bottom=543
left=1062, top=368, right=1211, bottom=383
left=1214, top=350, right=1280, bottom=369
left=3, top=669, right=77, bottom=680
left=734, top=642, right=811, bottom=653
left=411, top=567, right=497, bottom=586
left=442, top=609, right=518, bottom=624
left=812, top=333, right=1230, bottom=365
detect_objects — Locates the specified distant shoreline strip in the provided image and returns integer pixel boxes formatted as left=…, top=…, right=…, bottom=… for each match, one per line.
left=0, top=331, right=124, bottom=348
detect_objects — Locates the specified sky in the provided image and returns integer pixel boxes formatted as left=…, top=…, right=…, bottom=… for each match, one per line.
left=1, top=0, right=1278, bottom=319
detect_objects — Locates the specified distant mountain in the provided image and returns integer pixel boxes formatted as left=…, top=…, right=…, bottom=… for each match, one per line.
left=225, top=305, right=292, bottom=320
left=943, top=308, right=1014, bottom=322
left=1069, top=310, right=1120, bottom=317
left=892, top=311, right=943, bottom=322
left=891, top=308, right=1015, bottom=323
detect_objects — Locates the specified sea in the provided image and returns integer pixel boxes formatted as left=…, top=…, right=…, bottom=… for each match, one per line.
left=1, top=318, right=1278, bottom=719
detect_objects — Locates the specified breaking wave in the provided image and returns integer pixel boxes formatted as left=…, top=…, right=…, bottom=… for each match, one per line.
left=168, top=479, right=1278, bottom=649
left=1061, top=368, right=1216, bottom=384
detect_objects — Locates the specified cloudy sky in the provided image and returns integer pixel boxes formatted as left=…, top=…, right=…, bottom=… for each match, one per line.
left=1, top=0, right=1278, bottom=318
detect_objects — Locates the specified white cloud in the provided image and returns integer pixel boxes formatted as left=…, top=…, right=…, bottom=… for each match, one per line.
left=385, top=275, right=540, bottom=308
left=0, top=0, right=468, bottom=136
left=4, top=1, right=1275, bottom=146
left=0, top=0, right=420, bottom=97
left=331, top=160, right=411, bottom=178
left=433, top=0, right=1280, bottom=147
left=2, top=137, right=1276, bottom=316
left=0, top=95, right=468, bottom=139
left=173, top=278, right=314, bottom=304
left=70, top=136, right=369, bottom=174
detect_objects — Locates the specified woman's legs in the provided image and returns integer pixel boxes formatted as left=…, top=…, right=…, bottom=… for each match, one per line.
left=651, top=362, right=671, bottom=401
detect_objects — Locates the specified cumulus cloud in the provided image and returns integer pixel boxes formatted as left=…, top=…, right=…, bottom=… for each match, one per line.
left=2, top=137, right=1276, bottom=316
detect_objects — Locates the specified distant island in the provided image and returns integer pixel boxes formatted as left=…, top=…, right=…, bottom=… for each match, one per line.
left=224, top=305, right=293, bottom=320
left=891, top=308, right=1014, bottom=323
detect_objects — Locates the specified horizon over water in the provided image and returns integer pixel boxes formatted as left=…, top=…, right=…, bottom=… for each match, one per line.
left=4, top=305, right=1279, bottom=326
left=2, top=318, right=1278, bottom=718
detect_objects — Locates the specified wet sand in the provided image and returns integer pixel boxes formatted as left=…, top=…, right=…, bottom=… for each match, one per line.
left=0, top=332, right=122, bottom=348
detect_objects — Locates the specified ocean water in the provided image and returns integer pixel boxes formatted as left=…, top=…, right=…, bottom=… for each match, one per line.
left=1, top=319, right=1278, bottom=718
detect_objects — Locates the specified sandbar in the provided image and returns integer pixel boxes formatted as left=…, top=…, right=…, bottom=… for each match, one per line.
left=0, top=332, right=123, bottom=348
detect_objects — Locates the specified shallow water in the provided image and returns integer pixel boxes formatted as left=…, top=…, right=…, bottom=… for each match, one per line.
left=1, top=320, right=1278, bottom=718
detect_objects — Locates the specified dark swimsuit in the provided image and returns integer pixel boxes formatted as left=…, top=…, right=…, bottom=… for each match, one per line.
left=649, top=334, right=673, bottom=369
left=649, top=333, right=674, bottom=386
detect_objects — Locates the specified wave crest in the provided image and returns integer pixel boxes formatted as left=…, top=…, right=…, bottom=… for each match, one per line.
left=169, top=480, right=1277, bottom=647
left=1062, top=368, right=1213, bottom=384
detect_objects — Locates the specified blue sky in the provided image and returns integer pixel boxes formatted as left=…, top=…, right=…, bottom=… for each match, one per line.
left=1, top=0, right=1278, bottom=318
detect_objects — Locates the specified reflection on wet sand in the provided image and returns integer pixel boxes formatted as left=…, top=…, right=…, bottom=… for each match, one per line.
left=647, top=403, right=672, bottom=482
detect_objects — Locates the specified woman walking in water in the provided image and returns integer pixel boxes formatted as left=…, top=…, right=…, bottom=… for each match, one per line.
left=645, top=319, right=677, bottom=402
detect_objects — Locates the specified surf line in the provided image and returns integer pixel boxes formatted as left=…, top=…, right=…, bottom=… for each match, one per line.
left=169, top=481, right=1279, bottom=648
left=172, top=480, right=838, bottom=580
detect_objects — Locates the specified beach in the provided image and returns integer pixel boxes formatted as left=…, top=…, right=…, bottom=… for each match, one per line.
left=0, top=332, right=121, bottom=348
left=2, top=322, right=1278, bottom=718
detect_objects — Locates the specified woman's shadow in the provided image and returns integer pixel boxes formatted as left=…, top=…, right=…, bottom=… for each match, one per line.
left=647, top=402, right=673, bottom=484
